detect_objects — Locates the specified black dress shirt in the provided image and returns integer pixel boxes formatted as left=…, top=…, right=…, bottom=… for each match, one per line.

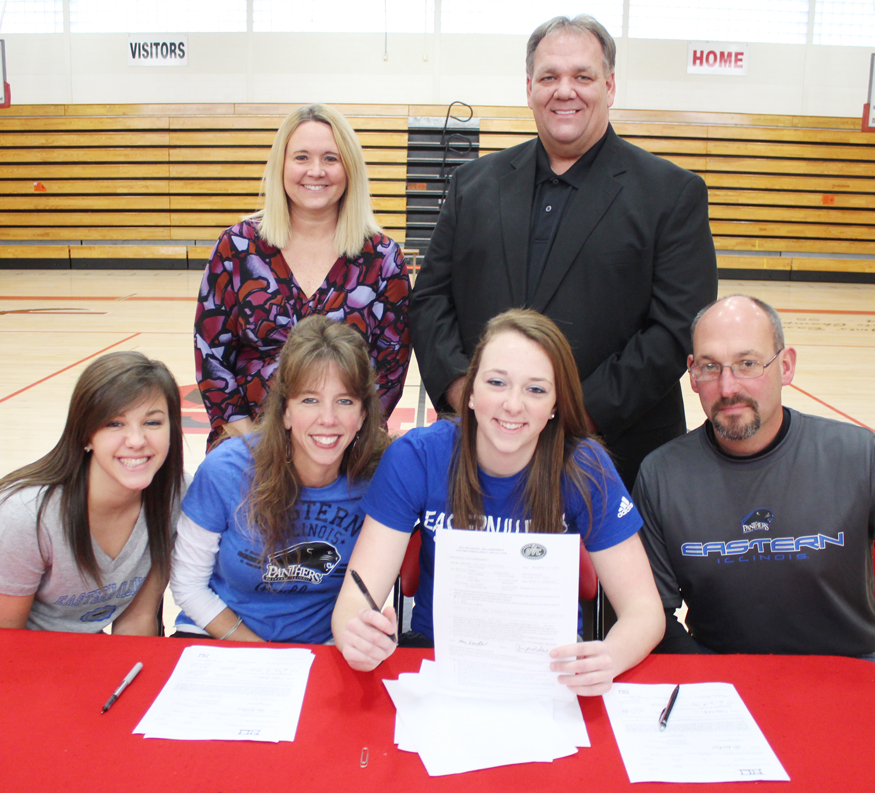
left=526, top=131, right=608, bottom=302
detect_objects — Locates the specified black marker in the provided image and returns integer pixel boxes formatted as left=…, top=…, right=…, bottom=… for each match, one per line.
left=658, top=684, right=680, bottom=731
left=350, top=569, right=397, bottom=644
left=102, top=662, right=143, bottom=713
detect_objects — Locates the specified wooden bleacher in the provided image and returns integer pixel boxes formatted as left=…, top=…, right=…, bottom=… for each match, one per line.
left=0, top=103, right=409, bottom=270
left=1, top=103, right=874, bottom=281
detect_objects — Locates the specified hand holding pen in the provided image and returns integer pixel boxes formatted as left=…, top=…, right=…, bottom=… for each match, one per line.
left=351, top=569, right=397, bottom=644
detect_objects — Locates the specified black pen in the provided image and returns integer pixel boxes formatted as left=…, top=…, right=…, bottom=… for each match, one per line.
left=658, top=684, right=680, bottom=731
left=102, top=662, right=143, bottom=713
left=350, top=569, right=397, bottom=644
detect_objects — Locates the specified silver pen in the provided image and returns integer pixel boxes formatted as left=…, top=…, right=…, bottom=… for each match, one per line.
left=102, top=662, right=143, bottom=713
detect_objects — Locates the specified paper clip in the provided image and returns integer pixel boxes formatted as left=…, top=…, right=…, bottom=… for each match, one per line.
left=360, top=747, right=369, bottom=768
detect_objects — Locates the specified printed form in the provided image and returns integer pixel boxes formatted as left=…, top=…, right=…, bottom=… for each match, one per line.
left=603, top=682, right=790, bottom=783
left=384, top=528, right=588, bottom=775
left=433, top=527, right=580, bottom=701
left=134, top=645, right=314, bottom=742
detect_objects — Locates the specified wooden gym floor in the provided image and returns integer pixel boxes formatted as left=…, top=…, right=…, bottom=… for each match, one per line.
left=1, top=270, right=873, bottom=479
left=1, top=270, right=873, bottom=630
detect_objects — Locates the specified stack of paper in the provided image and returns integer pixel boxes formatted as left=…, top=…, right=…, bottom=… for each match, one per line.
left=134, top=645, right=315, bottom=742
left=384, top=529, right=586, bottom=776
left=385, top=659, right=588, bottom=776
left=603, top=682, right=790, bottom=783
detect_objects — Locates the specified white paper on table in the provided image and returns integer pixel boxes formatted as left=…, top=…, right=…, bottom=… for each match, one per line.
left=551, top=696, right=590, bottom=747
left=603, top=682, right=790, bottom=783
left=384, top=659, right=577, bottom=776
left=390, top=659, right=439, bottom=751
left=433, top=528, right=579, bottom=701
left=390, top=660, right=589, bottom=752
left=133, top=645, right=315, bottom=742
left=390, top=677, right=419, bottom=752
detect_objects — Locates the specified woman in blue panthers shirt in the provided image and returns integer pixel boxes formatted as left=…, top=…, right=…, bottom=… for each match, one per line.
left=171, top=316, right=388, bottom=644
left=332, top=309, right=664, bottom=696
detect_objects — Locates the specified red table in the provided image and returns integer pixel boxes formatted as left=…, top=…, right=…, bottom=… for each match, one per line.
left=1, top=629, right=873, bottom=792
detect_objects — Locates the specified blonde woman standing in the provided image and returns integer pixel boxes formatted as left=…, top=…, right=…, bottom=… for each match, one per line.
left=195, top=104, right=410, bottom=448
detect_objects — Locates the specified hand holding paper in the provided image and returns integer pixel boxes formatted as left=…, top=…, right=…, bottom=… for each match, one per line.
left=550, top=640, right=617, bottom=697
left=433, top=528, right=580, bottom=701
left=382, top=529, right=590, bottom=775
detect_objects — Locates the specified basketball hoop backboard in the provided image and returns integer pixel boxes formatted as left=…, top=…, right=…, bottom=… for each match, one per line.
left=864, top=53, right=875, bottom=132
left=0, top=40, right=9, bottom=108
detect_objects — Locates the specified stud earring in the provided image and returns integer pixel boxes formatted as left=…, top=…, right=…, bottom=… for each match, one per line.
left=468, top=400, right=474, bottom=410
left=84, top=446, right=92, bottom=453
left=550, top=413, right=555, bottom=420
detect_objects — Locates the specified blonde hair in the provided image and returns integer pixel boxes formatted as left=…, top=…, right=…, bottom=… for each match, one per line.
left=253, top=104, right=381, bottom=258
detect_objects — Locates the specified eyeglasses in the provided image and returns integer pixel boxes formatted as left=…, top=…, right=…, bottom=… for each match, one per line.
left=688, top=349, right=783, bottom=382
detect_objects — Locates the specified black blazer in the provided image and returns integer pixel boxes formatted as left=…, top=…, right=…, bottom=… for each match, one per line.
left=409, top=126, right=718, bottom=486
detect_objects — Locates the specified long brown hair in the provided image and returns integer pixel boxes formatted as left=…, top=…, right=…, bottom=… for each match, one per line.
left=0, top=351, right=184, bottom=584
left=246, top=315, right=388, bottom=553
left=450, top=309, right=608, bottom=535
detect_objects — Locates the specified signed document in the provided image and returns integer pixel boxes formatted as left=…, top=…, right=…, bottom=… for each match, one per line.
left=603, top=683, right=790, bottom=783
left=133, top=645, right=314, bottom=742
left=433, top=528, right=579, bottom=701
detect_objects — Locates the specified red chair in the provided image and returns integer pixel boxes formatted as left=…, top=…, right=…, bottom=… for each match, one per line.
left=393, top=528, right=604, bottom=641
left=392, top=526, right=423, bottom=636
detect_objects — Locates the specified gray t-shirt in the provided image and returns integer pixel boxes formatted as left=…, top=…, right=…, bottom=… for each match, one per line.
left=0, top=486, right=176, bottom=632
left=635, top=409, right=875, bottom=656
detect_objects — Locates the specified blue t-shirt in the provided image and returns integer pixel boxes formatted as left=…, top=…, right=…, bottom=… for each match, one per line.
left=360, top=421, right=642, bottom=640
left=177, top=436, right=367, bottom=643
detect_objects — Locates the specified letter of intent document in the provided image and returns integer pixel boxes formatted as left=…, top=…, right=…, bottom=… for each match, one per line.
left=134, top=645, right=314, bottom=742
left=433, top=528, right=579, bottom=701
left=603, top=683, right=790, bottom=783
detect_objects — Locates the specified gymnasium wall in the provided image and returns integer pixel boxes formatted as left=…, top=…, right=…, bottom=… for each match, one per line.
left=3, top=31, right=872, bottom=118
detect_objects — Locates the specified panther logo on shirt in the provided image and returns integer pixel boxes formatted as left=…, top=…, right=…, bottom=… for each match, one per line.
left=260, top=541, right=341, bottom=584
left=741, top=508, right=774, bottom=533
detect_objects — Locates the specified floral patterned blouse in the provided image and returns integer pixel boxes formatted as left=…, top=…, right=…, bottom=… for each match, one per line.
left=195, top=219, right=411, bottom=446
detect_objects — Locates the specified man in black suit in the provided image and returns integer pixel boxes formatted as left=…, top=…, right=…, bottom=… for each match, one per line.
left=409, top=14, right=718, bottom=487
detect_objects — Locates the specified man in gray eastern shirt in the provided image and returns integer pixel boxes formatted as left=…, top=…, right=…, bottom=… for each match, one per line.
left=409, top=13, right=717, bottom=488
left=635, top=295, right=875, bottom=656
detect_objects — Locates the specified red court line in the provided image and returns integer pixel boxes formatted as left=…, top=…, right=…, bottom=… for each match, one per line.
left=0, top=330, right=190, bottom=335
left=2, top=299, right=873, bottom=312
left=1, top=295, right=191, bottom=302
left=788, top=383, right=873, bottom=431
left=791, top=343, right=875, bottom=349
left=0, top=333, right=142, bottom=404
left=777, top=308, right=875, bottom=316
